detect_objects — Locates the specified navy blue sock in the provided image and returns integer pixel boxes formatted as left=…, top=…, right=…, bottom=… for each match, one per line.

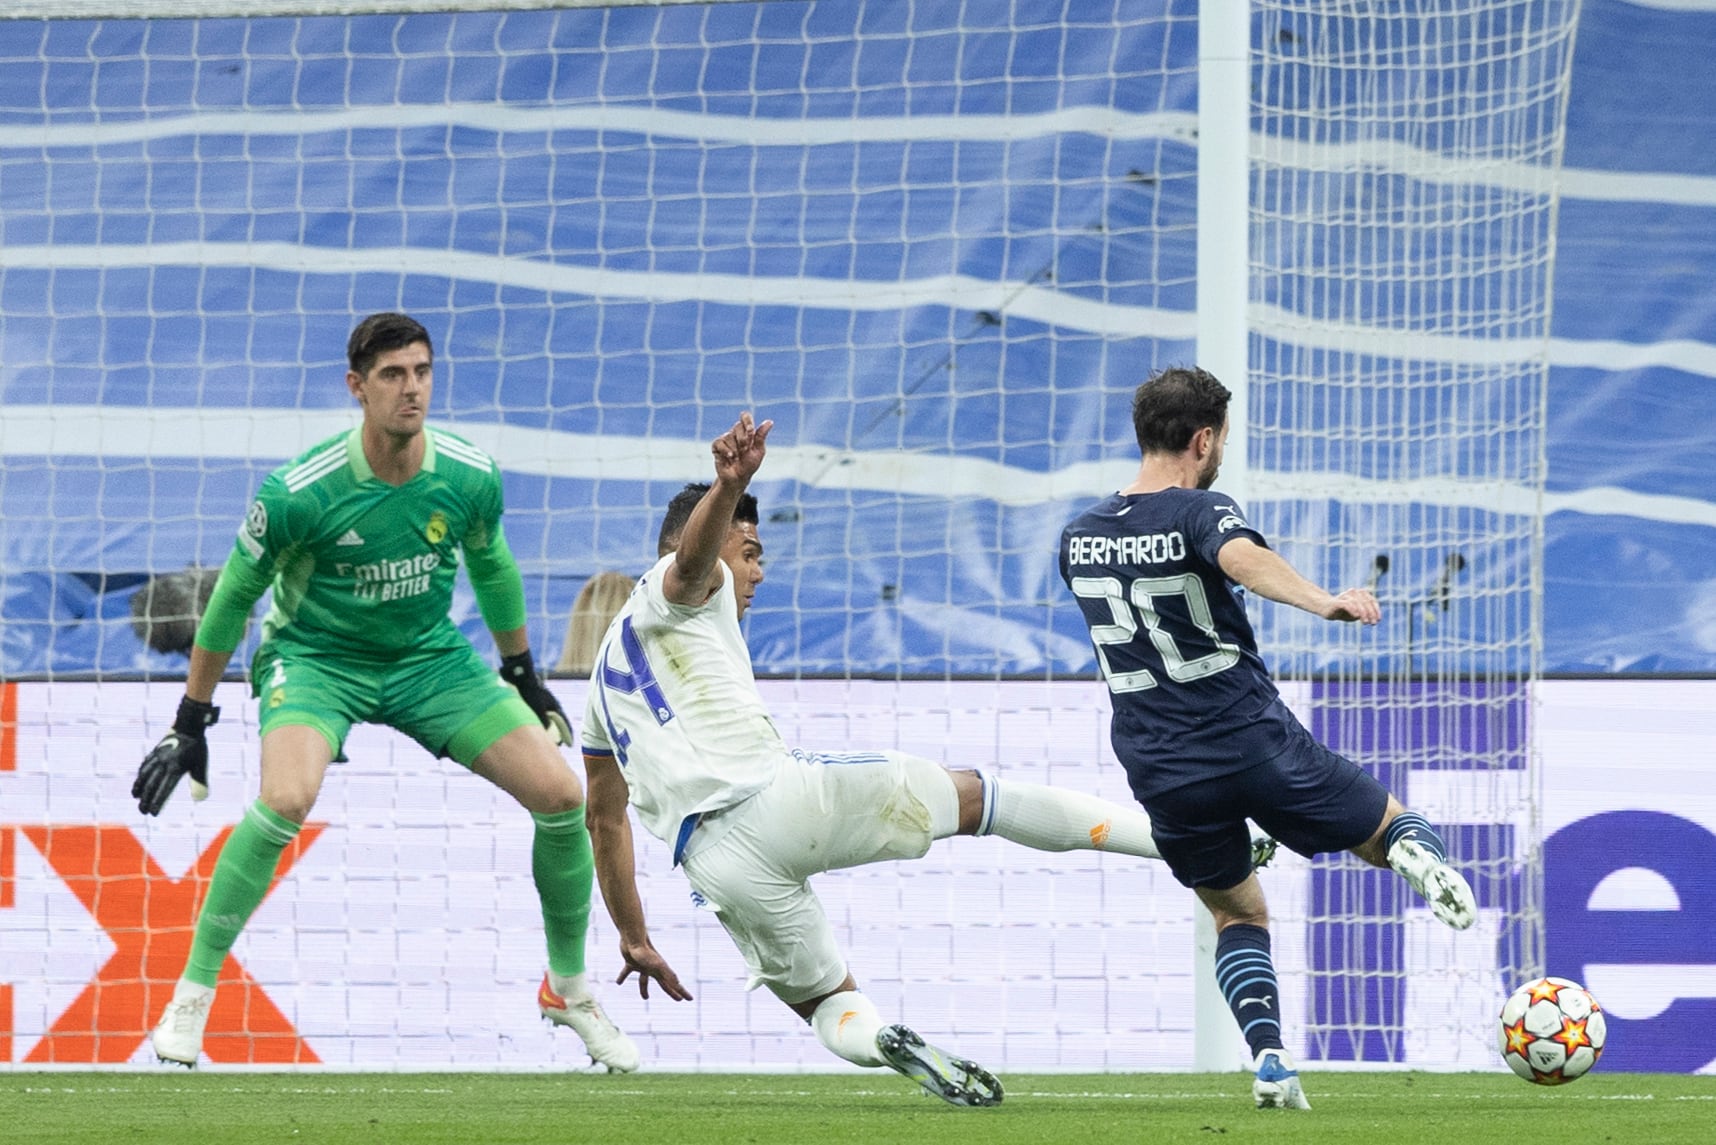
left=1215, top=923, right=1282, bottom=1057
left=1384, top=810, right=1447, bottom=862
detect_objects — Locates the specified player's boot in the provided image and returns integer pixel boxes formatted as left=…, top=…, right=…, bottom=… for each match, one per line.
left=150, top=980, right=215, bottom=1068
left=538, top=974, right=640, bottom=1073
left=1249, top=832, right=1280, bottom=871
left=1252, top=1047, right=1311, bottom=1110
left=875, top=1024, right=1003, bottom=1107
left=1387, top=838, right=1477, bottom=930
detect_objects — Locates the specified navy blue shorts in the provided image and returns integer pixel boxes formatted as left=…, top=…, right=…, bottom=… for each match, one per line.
left=1143, top=722, right=1390, bottom=890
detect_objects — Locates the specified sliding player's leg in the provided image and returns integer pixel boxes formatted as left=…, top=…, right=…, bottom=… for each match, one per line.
left=939, top=765, right=1161, bottom=855
left=777, top=747, right=1272, bottom=870
left=929, top=757, right=1276, bottom=867
left=679, top=773, right=1002, bottom=1106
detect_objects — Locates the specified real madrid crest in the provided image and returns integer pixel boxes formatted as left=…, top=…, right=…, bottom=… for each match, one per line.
left=425, top=511, right=448, bottom=545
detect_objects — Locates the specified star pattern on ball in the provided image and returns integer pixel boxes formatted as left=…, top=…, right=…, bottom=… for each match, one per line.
left=1502, top=1017, right=1534, bottom=1058
left=1526, top=979, right=1565, bottom=1004
left=1552, top=1015, right=1592, bottom=1054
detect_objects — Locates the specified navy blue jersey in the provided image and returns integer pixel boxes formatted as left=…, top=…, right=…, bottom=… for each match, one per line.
left=1059, top=487, right=1297, bottom=799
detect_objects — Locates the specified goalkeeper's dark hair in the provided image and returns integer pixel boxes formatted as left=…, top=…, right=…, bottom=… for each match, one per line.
left=657, top=483, right=760, bottom=556
left=1132, top=365, right=1231, bottom=455
left=348, top=312, right=433, bottom=377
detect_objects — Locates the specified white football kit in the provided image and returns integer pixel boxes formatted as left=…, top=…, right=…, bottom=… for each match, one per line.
left=582, top=554, right=960, bottom=1003
left=581, top=554, right=787, bottom=850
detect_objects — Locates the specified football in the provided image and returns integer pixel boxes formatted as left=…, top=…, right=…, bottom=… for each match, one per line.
left=1498, top=976, right=1607, bottom=1084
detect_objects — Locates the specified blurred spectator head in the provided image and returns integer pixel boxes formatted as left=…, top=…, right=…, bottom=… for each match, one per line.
left=130, top=566, right=220, bottom=656
left=556, top=570, right=637, bottom=675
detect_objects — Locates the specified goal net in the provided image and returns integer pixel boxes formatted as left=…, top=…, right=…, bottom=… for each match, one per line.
left=0, top=0, right=1576, bottom=1071
left=1247, top=0, right=1578, bottom=1064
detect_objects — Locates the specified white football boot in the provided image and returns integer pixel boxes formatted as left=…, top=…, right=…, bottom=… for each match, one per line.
left=151, top=980, right=215, bottom=1067
left=875, top=1024, right=1003, bottom=1107
left=538, top=974, right=640, bottom=1073
left=1388, top=838, right=1478, bottom=930
left=1252, top=1047, right=1312, bottom=1110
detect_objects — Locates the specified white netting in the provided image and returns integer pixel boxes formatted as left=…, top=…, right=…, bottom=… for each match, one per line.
left=1248, top=0, right=1579, bottom=1063
left=0, top=0, right=1575, bottom=1070
left=0, top=0, right=1194, bottom=682
left=0, top=0, right=1205, bottom=1070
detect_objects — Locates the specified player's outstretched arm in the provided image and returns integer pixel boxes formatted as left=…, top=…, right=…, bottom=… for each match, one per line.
left=1217, top=536, right=1380, bottom=625
left=583, top=752, right=692, bottom=1002
left=133, top=643, right=231, bottom=815
left=663, top=411, right=773, bottom=606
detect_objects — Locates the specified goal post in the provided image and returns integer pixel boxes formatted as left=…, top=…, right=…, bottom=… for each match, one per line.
left=0, top=0, right=1577, bottom=1071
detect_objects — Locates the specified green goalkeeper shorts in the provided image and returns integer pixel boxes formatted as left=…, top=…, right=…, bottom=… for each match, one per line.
left=251, top=641, right=539, bottom=766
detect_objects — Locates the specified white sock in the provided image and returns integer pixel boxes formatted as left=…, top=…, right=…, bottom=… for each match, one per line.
left=983, top=778, right=1161, bottom=859
left=548, top=970, right=589, bottom=1001
left=809, top=990, right=886, bottom=1067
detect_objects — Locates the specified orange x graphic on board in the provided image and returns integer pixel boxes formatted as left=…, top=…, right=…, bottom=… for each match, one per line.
left=18, top=823, right=323, bottom=1063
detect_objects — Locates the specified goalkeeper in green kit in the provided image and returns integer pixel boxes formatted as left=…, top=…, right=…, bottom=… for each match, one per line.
left=134, top=312, right=640, bottom=1071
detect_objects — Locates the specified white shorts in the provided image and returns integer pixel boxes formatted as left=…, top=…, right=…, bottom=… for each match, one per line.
left=679, top=748, right=958, bottom=1005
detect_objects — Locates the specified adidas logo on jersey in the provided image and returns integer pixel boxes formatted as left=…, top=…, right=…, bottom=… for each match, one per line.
left=336, top=529, right=365, bottom=546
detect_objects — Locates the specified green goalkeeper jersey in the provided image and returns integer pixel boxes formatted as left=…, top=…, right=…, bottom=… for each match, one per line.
left=195, top=426, right=527, bottom=662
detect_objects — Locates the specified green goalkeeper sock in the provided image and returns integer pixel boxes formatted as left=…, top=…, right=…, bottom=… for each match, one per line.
left=532, top=806, right=594, bottom=978
left=184, top=799, right=300, bottom=988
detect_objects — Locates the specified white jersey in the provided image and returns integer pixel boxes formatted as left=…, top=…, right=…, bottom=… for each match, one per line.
left=580, top=553, right=788, bottom=855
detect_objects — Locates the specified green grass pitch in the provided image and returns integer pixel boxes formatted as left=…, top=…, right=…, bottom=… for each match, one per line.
left=5, top=1070, right=1715, bottom=1144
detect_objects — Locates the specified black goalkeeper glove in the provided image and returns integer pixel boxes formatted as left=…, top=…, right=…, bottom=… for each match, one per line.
left=500, top=650, right=571, bottom=746
left=132, top=696, right=220, bottom=816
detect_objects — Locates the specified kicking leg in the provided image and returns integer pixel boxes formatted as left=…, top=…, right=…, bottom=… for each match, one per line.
left=1354, top=796, right=1477, bottom=930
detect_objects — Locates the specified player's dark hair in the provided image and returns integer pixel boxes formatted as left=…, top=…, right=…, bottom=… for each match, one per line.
left=1132, top=366, right=1232, bottom=455
left=657, top=482, right=761, bottom=556
left=347, top=312, right=433, bottom=376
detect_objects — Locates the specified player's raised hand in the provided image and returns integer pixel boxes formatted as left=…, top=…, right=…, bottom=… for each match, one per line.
left=1323, top=587, right=1381, bottom=625
left=617, top=937, right=693, bottom=1002
left=132, top=697, right=220, bottom=815
left=711, top=411, right=773, bottom=486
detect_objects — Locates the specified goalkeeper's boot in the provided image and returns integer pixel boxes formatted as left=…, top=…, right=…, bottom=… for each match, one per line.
left=1249, top=831, right=1280, bottom=872
left=1388, top=837, right=1477, bottom=931
left=150, top=980, right=215, bottom=1068
left=1252, top=1047, right=1312, bottom=1110
left=538, top=974, right=640, bottom=1073
left=875, top=1024, right=1003, bottom=1107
